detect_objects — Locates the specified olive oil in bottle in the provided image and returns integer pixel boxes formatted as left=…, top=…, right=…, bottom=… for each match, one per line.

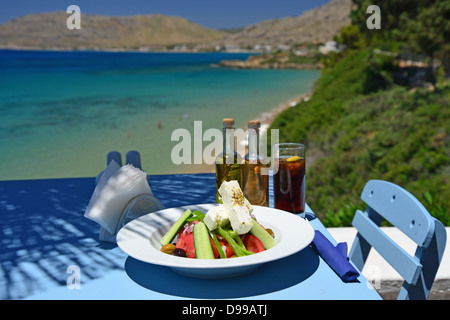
left=241, top=120, right=270, bottom=206
left=215, top=118, right=242, bottom=203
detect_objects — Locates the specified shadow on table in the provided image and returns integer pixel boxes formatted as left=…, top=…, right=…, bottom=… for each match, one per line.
left=149, top=173, right=216, bottom=208
left=0, top=178, right=128, bottom=299
left=0, top=173, right=216, bottom=299
left=125, top=247, right=319, bottom=299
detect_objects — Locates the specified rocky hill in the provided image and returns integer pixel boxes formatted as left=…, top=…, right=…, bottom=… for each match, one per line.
left=0, top=0, right=352, bottom=50
left=0, top=12, right=226, bottom=50
left=219, top=0, right=352, bottom=46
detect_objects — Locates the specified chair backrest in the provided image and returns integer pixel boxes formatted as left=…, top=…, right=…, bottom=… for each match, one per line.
left=349, top=180, right=447, bottom=300
left=126, top=151, right=142, bottom=169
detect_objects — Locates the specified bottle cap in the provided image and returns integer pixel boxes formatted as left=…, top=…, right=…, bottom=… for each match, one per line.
left=248, top=120, right=261, bottom=129
left=222, top=118, right=235, bottom=128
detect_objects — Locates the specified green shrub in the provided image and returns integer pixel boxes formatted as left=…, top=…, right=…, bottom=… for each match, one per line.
left=269, top=48, right=450, bottom=227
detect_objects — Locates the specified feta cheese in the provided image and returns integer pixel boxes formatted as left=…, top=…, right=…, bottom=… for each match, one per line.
left=204, top=204, right=229, bottom=231
left=218, top=180, right=253, bottom=234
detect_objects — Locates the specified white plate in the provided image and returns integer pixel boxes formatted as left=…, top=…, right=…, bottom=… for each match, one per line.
left=116, top=204, right=315, bottom=279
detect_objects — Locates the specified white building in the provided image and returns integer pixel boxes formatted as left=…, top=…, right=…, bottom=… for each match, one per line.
left=318, top=41, right=344, bottom=55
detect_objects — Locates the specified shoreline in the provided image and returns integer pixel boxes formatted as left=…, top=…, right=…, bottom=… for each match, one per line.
left=257, top=92, right=311, bottom=128
left=218, top=53, right=322, bottom=71
left=0, top=49, right=318, bottom=180
left=177, top=91, right=312, bottom=175
left=0, top=47, right=259, bottom=54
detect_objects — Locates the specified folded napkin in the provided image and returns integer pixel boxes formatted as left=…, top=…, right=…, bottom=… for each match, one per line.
left=84, top=160, right=164, bottom=243
left=312, top=230, right=360, bottom=282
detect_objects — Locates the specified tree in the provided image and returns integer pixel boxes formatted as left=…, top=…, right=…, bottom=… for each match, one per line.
left=350, top=0, right=422, bottom=42
left=406, top=1, right=450, bottom=76
left=350, top=0, right=450, bottom=79
left=333, top=24, right=365, bottom=50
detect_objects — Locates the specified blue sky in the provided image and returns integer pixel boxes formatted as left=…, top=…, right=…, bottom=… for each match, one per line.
left=0, top=0, right=331, bottom=29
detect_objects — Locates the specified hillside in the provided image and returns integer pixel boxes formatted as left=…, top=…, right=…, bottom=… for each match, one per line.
left=220, top=0, right=352, bottom=46
left=268, top=0, right=450, bottom=227
left=269, top=49, right=450, bottom=226
left=0, top=12, right=226, bottom=50
left=0, top=0, right=352, bottom=50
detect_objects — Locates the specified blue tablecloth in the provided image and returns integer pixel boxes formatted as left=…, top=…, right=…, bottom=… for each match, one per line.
left=0, top=173, right=381, bottom=300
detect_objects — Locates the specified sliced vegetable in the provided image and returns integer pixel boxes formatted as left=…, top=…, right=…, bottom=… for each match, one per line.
left=193, top=222, right=215, bottom=259
left=161, top=207, right=277, bottom=260
left=249, top=219, right=278, bottom=249
left=242, top=234, right=265, bottom=253
left=210, top=231, right=226, bottom=259
left=193, top=210, right=206, bottom=221
left=233, top=233, right=246, bottom=250
left=227, top=230, right=247, bottom=251
left=217, top=226, right=253, bottom=257
left=224, top=242, right=235, bottom=258
left=230, top=231, right=255, bottom=256
left=193, top=210, right=227, bottom=258
left=160, top=209, right=193, bottom=246
left=176, top=227, right=196, bottom=258
left=217, top=226, right=242, bottom=256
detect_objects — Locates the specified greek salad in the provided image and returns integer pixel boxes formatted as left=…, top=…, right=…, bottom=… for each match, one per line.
left=159, top=180, right=278, bottom=259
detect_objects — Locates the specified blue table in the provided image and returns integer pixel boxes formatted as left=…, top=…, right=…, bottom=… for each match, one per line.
left=0, top=173, right=381, bottom=300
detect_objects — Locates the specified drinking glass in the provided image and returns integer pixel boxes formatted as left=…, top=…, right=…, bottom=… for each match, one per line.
left=273, top=143, right=305, bottom=217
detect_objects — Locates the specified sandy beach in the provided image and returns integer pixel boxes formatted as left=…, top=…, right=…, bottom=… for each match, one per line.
left=258, top=92, right=311, bottom=127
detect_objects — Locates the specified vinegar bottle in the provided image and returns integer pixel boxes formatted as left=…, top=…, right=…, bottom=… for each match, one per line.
left=215, top=118, right=242, bottom=203
left=241, top=120, right=269, bottom=206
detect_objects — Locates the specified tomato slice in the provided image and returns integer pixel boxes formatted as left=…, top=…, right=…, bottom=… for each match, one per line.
left=210, top=237, right=220, bottom=259
left=176, top=223, right=197, bottom=258
left=176, top=230, right=186, bottom=249
left=224, top=243, right=235, bottom=258
left=242, top=234, right=265, bottom=253
left=184, top=232, right=196, bottom=258
left=210, top=237, right=235, bottom=258
left=176, top=231, right=196, bottom=258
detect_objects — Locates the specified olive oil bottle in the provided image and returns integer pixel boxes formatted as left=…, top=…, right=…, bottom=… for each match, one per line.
left=215, top=118, right=242, bottom=203
left=241, top=120, right=270, bottom=206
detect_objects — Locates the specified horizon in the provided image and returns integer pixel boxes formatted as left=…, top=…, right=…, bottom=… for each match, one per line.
left=0, top=0, right=331, bottom=29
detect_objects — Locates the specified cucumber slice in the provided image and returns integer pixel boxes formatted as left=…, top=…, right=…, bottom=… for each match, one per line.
left=160, top=209, right=192, bottom=246
left=249, top=219, right=278, bottom=249
left=193, top=222, right=215, bottom=259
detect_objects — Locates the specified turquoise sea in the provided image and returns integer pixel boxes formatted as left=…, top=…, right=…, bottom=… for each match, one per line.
left=0, top=50, right=320, bottom=180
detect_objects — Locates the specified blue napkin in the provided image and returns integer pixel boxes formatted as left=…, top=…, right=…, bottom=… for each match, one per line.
left=312, top=230, right=360, bottom=282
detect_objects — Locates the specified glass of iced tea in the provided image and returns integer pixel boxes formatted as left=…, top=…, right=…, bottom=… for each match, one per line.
left=273, top=143, right=305, bottom=217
